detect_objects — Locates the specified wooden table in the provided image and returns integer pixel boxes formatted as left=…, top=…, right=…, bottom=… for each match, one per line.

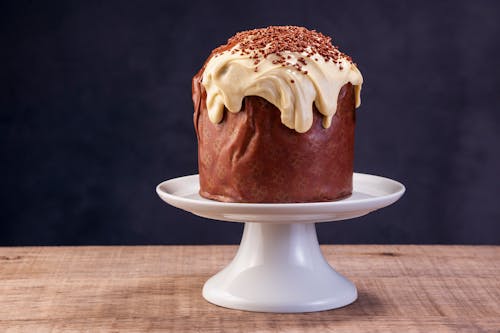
left=0, top=245, right=498, bottom=332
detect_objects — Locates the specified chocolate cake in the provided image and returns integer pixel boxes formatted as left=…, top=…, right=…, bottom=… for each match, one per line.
left=192, top=26, right=363, bottom=203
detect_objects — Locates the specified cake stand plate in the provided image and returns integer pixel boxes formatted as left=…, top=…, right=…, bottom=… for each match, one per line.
left=156, top=173, right=405, bottom=313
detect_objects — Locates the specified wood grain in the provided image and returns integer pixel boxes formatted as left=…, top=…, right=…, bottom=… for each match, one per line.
left=0, top=245, right=498, bottom=332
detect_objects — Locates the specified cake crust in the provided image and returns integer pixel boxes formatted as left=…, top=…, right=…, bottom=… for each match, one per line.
left=193, top=69, right=356, bottom=203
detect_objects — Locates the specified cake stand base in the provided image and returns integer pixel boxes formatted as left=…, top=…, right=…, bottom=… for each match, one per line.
left=156, top=173, right=405, bottom=313
left=203, top=222, right=356, bottom=313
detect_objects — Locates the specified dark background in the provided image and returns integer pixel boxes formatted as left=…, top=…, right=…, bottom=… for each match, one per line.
left=1, top=0, right=499, bottom=246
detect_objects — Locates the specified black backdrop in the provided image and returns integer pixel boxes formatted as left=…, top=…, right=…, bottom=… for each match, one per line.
left=1, top=0, right=499, bottom=246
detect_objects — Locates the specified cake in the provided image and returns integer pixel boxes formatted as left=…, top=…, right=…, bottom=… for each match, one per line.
left=192, top=26, right=363, bottom=203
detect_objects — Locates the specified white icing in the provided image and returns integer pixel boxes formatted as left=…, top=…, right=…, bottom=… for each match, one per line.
left=202, top=44, right=363, bottom=133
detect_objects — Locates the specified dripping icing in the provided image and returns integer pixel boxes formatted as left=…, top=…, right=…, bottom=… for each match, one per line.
left=201, top=30, right=363, bottom=133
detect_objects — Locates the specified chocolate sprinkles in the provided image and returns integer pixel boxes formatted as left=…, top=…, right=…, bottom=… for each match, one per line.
left=212, top=26, right=354, bottom=74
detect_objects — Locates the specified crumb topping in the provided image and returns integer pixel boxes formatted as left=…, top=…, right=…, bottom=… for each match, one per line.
left=212, top=26, right=354, bottom=74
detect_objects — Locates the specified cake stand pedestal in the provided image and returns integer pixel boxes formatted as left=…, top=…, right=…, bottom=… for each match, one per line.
left=156, top=173, right=405, bottom=313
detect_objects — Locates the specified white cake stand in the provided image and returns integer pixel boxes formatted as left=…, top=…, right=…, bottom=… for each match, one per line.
left=156, top=173, right=405, bottom=313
